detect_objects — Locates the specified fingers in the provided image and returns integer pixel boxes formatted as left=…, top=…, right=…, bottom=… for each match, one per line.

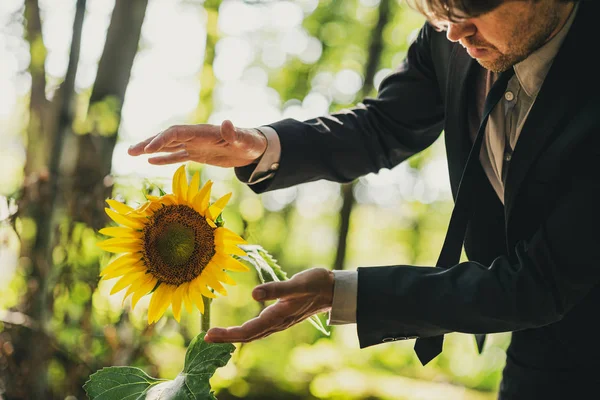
left=147, top=150, right=190, bottom=165
left=204, top=303, right=295, bottom=343
left=128, top=135, right=157, bottom=156
left=144, top=127, right=185, bottom=153
left=253, top=279, right=305, bottom=302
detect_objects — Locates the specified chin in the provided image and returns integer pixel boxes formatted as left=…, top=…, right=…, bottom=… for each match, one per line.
left=476, top=57, right=513, bottom=73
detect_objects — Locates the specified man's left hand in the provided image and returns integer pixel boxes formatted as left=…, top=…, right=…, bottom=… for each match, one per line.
left=204, top=267, right=334, bottom=343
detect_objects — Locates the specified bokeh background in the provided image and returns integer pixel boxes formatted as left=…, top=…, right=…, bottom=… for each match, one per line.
left=0, top=0, right=511, bottom=398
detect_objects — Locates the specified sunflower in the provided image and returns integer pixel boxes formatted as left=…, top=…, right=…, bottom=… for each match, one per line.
left=96, top=164, right=249, bottom=323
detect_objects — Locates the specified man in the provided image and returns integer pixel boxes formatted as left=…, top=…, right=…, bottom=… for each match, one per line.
left=129, top=0, right=599, bottom=398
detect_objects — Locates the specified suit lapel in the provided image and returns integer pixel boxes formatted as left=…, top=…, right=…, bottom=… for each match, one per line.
left=444, top=45, right=478, bottom=198
left=504, top=3, right=592, bottom=223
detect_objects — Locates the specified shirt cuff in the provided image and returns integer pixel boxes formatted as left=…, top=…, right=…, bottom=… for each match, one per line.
left=246, top=126, right=281, bottom=185
left=328, top=270, right=357, bottom=325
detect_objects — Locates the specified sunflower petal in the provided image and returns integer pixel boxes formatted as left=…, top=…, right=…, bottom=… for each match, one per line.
left=160, top=194, right=178, bottom=206
left=207, top=192, right=232, bottom=221
left=187, top=172, right=200, bottom=204
left=135, top=201, right=161, bottom=217
left=214, top=227, right=247, bottom=246
left=171, top=285, right=184, bottom=322
left=97, top=237, right=143, bottom=253
left=99, top=227, right=141, bottom=239
left=181, top=283, right=193, bottom=314
left=101, top=261, right=146, bottom=280
left=191, top=180, right=213, bottom=215
left=192, top=275, right=217, bottom=298
left=131, top=277, right=158, bottom=310
left=110, top=271, right=146, bottom=295
left=122, top=273, right=152, bottom=305
left=189, top=287, right=205, bottom=314
left=207, top=263, right=237, bottom=285
left=146, top=195, right=160, bottom=201
left=202, top=270, right=228, bottom=295
left=212, top=253, right=250, bottom=272
left=206, top=217, right=217, bottom=228
left=172, top=165, right=188, bottom=202
left=106, top=199, right=134, bottom=214
left=100, top=254, right=143, bottom=277
left=148, top=284, right=174, bottom=323
left=105, top=208, right=147, bottom=229
left=216, top=243, right=246, bottom=257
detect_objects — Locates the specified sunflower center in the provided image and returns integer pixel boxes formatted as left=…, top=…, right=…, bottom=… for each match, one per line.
left=142, top=204, right=215, bottom=285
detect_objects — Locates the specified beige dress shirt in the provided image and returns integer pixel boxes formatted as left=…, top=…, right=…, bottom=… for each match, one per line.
left=245, top=3, right=578, bottom=325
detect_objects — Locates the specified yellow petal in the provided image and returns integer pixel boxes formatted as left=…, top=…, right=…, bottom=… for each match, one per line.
left=97, top=238, right=143, bottom=254
left=172, top=165, right=188, bottom=202
left=148, top=284, right=174, bottom=323
left=207, top=263, right=236, bottom=285
left=212, top=253, right=250, bottom=272
left=171, top=285, right=184, bottom=322
left=216, top=243, right=246, bottom=257
left=202, top=269, right=228, bottom=295
left=187, top=172, right=200, bottom=204
left=191, top=275, right=216, bottom=298
left=189, top=287, right=205, bottom=314
left=160, top=194, right=178, bottom=206
left=99, top=227, right=141, bottom=239
left=101, top=261, right=146, bottom=280
left=181, top=282, right=193, bottom=313
left=207, top=192, right=232, bottom=220
left=110, top=271, right=146, bottom=295
left=206, top=217, right=217, bottom=228
left=105, top=208, right=146, bottom=229
left=100, top=254, right=143, bottom=277
left=122, top=273, right=152, bottom=305
left=106, top=199, right=134, bottom=214
left=146, top=195, right=160, bottom=201
left=134, top=201, right=161, bottom=217
left=131, top=277, right=158, bottom=310
left=191, top=180, right=213, bottom=215
left=214, top=227, right=247, bottom=246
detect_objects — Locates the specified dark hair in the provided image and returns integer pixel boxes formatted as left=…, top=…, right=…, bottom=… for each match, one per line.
left=405, top=0, right=579, bottom=23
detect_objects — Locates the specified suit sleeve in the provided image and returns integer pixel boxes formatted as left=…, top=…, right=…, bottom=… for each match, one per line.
left=356, top=130, right=600, bottom=347
left=235, top=22, right=446, bottom=193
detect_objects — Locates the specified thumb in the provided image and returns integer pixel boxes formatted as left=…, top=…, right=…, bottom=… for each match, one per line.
left=220, top=119, right=239, bottom=145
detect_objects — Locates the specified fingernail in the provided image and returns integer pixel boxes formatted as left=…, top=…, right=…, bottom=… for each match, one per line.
left=254, top=289, right=265, bottom=300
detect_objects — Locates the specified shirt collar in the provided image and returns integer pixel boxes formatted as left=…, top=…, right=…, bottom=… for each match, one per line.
left=513, top=2, right=579, bottom=97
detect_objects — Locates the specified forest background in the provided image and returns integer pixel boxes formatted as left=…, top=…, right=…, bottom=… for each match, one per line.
left=0, top=0, right=510, bottom=398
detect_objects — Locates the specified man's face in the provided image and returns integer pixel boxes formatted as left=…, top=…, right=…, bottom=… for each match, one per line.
left=440, top=0, right=574, bottom=72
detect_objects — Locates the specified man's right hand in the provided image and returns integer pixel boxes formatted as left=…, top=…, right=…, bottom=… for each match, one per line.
left=127, top=119, right=268, bottom=168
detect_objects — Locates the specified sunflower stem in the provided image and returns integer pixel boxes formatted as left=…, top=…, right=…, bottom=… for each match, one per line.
left=201, top=296, right=212, bottom=332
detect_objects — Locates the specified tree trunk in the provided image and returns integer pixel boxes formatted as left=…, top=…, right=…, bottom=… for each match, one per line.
left=7, top=0, right=86, bottom=398
left=67, top=0, right=149, bottom=230
left=333, top=0, right=392, bottom=271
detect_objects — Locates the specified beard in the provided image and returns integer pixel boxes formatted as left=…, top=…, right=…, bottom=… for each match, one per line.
left=471, top=6, right=563, bottom=72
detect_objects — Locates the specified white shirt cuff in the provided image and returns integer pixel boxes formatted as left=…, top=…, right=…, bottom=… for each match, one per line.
left=247, top=126, right=281, bottom=185
left=328, top=270, right=357, bottom=325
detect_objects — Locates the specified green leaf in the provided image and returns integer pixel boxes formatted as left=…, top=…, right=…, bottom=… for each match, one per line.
left=236, top=244, right=330, bottom=337
left=83, top=332, right=235, bottom=400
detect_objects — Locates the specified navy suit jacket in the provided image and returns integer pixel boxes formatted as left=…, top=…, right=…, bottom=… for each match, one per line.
left=237, top=1, right=600, bottom=397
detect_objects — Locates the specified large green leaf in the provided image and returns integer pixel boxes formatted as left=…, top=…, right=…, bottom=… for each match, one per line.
left=83, top=332, right=235, bottom=400
left=237, top=244, right=330, bottom=337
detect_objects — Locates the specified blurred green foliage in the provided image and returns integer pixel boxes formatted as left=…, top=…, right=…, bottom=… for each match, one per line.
left=0, top=0, right=510, bottom=399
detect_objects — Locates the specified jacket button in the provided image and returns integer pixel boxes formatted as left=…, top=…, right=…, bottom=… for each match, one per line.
left=394, top=336, right=408, bottom=340
left=382, top=337, right=396, bottom=342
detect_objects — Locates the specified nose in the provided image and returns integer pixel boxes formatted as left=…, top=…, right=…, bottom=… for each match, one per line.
left=446, top=21, right=476, bottom=42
